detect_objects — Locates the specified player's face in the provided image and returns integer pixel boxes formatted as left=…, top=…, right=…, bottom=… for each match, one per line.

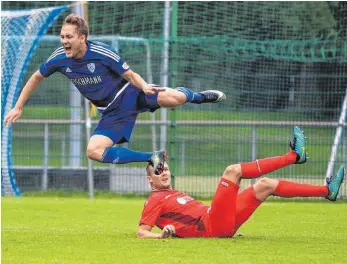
left=148, top=163, right=171, bottom=190
left=60, top=24, right=86, bottom=59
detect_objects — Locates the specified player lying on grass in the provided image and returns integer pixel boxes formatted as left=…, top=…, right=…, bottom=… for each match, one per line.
left=3, top=14, right=226, bottom=174
left=138, top=126, right=345, bottom=239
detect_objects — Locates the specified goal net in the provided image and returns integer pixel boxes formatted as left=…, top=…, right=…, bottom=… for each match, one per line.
left=1, top=5, right=69, bottom=196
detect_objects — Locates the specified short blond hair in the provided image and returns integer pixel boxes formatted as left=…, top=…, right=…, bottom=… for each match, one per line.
left=63, top=14, right=89, bottom=39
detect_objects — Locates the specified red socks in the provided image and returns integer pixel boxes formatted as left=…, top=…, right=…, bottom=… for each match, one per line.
left=240, top=151, right=297, bottom=178
left=239, top=152, right=328, bottom=197
left=274, top=180, right=328, bottom=197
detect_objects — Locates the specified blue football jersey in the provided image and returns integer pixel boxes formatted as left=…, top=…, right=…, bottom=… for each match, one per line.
left=39, top=40, right=131, bottom=109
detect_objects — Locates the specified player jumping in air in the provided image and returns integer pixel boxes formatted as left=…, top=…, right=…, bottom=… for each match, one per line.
left=138, top=126, right=345, bottom=238
left=3, top=14, right=226, bottom=173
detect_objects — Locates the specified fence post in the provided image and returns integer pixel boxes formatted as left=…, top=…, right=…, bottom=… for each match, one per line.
left=160, top=1, right=171, bottom=150
left=68, top=2, right=86, bottom=168
left=169, top=1, right=178, bottom=187
left=61, top=135, right=66, bottom=167
left=251, top=126, right=257, bottom=185
left=42, top=123, right=49, bottom=191
left=180, top=140, right=185, bottom=175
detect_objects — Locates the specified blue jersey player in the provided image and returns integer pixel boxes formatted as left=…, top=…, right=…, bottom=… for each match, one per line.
left=4, top=14, right=226, bottom=173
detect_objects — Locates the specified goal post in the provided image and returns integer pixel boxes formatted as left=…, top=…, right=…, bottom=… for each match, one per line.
left=325, top=89, right=347, bottom=182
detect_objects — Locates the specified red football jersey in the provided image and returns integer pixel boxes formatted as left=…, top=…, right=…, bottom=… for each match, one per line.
left=139, top=190, right=209, bottom=237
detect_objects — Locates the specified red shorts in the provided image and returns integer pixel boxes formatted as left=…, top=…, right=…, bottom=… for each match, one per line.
left=195, top=178, right=262, bottom=238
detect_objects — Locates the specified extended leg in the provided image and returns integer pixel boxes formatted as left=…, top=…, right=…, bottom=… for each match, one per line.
left=240, top=126, right=307, bottom=179
left=232, top=177, right=324, bottom=234
left=157, top=87, right=226, bottom=108
left=232, top=166, right=345, bottom=233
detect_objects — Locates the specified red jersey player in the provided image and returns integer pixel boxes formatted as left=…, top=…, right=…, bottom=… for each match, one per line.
left=138, top=126, right=345, bottom=239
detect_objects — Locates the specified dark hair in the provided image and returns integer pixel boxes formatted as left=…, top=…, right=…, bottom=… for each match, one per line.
left=63, top=14, right=89, bottom=39
left=146, top=164, right=154, bottom=175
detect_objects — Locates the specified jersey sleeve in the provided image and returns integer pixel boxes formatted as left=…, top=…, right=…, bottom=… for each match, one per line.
left=39, top=60, right=58, bottom=77
left=101, top=46, right=130, bottom=75
left=139, top=196, right=162, bottom=227
left=39, top=48, right=62, bottom=77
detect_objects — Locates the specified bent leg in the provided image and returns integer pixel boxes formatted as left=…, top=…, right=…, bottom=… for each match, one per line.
left=207, top=164, right=242, bottom=237
left=233, top=177, right=330, bottom=233
left=87, top=135, right=114, bottom=161
left=233, top=186, right=262, bottom=233
left=233, top=178, right=277, bottom=233
left=87, top=135, right=152, bottom=164
left=208, top=178, right=239, bottom=237
left=90, top=101, right=153, bottom=163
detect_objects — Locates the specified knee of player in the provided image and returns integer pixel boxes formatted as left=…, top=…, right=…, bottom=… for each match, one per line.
left=175, top=92, right=187, bottom=104
left=254, top=177, right=276, bottom=193
left=169, top=88, right=188, bottom=104
left=223, top=164, right=242, bottom=179
left=86, top=145, right=103, bottom=160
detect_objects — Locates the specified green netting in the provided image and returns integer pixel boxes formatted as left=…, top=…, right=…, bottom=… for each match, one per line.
left=1, top=1, right=346, bottom=196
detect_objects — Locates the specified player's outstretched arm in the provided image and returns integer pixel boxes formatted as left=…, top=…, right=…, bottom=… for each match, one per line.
left=137, top=224, right=175, bottom=239
left=4, top=70, right=44, bottom=126
left=122, top=70, right=165, bottom=95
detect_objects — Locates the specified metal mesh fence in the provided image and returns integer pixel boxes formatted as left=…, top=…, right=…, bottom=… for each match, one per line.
left=1, top=1, right=346, bottom=197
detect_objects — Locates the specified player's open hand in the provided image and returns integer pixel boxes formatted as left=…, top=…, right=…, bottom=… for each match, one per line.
left=160, top=225, right=175, bottom=238
left=4, top=108, right=22, bottom=127
left=143, top=84, right=166, bottom=95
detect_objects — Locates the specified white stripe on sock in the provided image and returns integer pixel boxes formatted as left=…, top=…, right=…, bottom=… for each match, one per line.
left=256, top=159, right=262, bottom=173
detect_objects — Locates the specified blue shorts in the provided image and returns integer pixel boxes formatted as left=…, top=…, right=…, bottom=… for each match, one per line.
left=93, top=84, right=160, bottom=144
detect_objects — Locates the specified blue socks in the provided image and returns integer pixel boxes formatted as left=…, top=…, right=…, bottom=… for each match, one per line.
left=176, top=87, right=204, bottom=104
left=101, top=147, right=152, bottom=164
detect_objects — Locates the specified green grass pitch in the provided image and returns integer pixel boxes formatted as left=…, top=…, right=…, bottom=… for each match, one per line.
left=2, top=197, right=347, bottom=264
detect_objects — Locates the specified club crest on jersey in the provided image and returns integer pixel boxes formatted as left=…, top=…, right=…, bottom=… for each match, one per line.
left=87, top=63, right=95, bottom=73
